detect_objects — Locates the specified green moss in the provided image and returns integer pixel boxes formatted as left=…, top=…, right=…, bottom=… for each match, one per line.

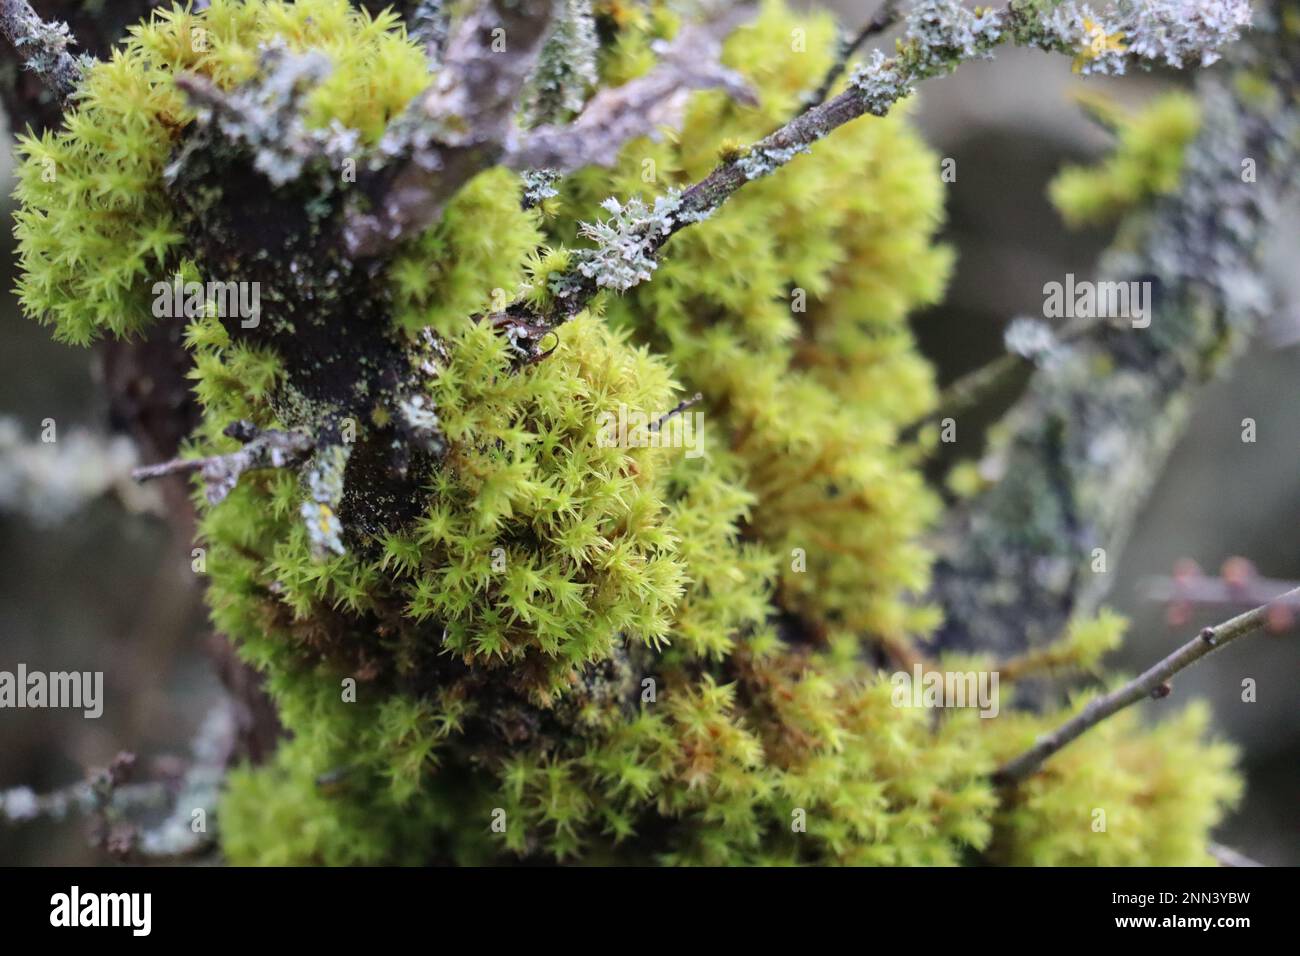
left=13, top=0, right=1242, bottom=867
left=555, top=1, right=950, bottom=647
left=13, top=0, right=426, bottom=344
left=390, top=169, right=546, bottom=337
left=989, top=701, right=1240, bottom=865
left=1049, top=90, right=1202, bottom=228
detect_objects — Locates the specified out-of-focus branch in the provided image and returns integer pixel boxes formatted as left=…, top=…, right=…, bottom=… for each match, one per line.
left=0, top=0, right=84, bottom=102
left=993, top=586, right=1300, bottom=786
left=343, top=0, right=561, bottom=257
left=1145, top=558, right=1300, bottom=625
left=1208, top=842, right=1264, bottom=867
left=928, top=3, right=1299, bottom=657
left=0, top=415, right=156, bottom=522
left=901, top=315, right=1098, bottom=442
left=506, top=13, right=757, bottom=174
left=1, top=703, right=234, bottom=860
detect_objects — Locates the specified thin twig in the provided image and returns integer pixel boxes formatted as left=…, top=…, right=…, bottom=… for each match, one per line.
left=992, top=586, right=1300, bottom=786
left=900, top=314, right=1101, bottom=442
left=132, top=421, right=314, bottom=505
left=803, top=0, right=904, bottom=111
left=649, top=392, right=703, bottom=433
left=0, top=0, right=84, bottom=103
left=1207, top=842, right=1264, bottom=867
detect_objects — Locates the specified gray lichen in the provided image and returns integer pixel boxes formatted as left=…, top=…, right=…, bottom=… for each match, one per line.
left=1020, top=0, right=1253, bottom=75
left=521, top=167, right=561, bottom=208
left=173, top=41, right=361, bottom=187
left=735, top=143, right=813, bottom=180
left=573, top=194, right=683, bottom=293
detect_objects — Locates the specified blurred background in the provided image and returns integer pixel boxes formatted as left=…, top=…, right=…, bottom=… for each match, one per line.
left=0, top=0, right=1296, bottom=864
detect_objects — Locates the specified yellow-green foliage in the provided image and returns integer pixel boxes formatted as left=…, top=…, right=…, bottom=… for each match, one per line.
left=1049, top=90, right=1202, bottom=228
left=551, top=2, right=951, bottom=650
left=389, top=169, right=547, bottom=337
left=13, top=0, right=425, bottom=344
left=988, top=701, right=1240, bottom=865
left=12, top=0, right=1243, bottom=866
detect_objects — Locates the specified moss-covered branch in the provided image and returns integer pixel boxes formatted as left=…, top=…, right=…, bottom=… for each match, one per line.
left=0, top=0, right=1276, bottom=867
left=928, top=4, right=1300, bottom=656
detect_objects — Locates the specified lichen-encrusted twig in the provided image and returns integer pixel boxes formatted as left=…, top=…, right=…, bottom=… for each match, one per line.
left=993, top=586, right=1300, bottom=785
left=484, top=0, right=1250, bottom=340
left=132, top=421, right=315, bottom=505
left=802, top=0, right=904, bottom=110
left=506, top=8, right=758, bottom=173
left=0, top=704, right=234, bottom=860
left=0, top=0, right=85, bottom=103
left=928, top=4, right=1298, bottom=657
left=343, top=0, right=561, bottom=257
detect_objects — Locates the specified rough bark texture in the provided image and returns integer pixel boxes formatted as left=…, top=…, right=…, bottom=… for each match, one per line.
left=927, top=5, right=1300, bottom=656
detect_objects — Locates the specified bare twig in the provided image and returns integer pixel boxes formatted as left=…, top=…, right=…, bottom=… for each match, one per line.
left=802, top=0, right=903, bottom=111
left=992, top=586, right=1300, bottom=786
left=1208, top=842, right=1264, bottom=867
left=132, top=421, right=314, bottom=505
left=650, top=392, right=703, bottom=433
left=0, top=0, right=84, bottom=102
left=1146, top=573, right=1300, bottom=612
left=506, top=12, right=757, bottom=174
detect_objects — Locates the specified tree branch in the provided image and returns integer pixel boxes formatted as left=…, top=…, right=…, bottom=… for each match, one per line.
left=802, top=0, right=903, bottom=111
left=485, top=0, right=1250, bottom=346
left=0, top=0, right=84, bottom=103
left=1146, top=567, right=1300, bottom=615
left=992, top=586, right=1300, bottom=786
left=343, top=0, right=560, bottom=258
left=132, top=421, right=314, bottom=506
left=927, top=3, right=1298, bottom=658
left=505, top=11, right=757, bottom=174
left=0, top=704, right=234, bottom=861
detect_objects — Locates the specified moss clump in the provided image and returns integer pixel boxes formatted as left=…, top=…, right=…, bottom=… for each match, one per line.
left=1049, top=90, right=1202, bottom=228
left=988, top=701, right=1240, bottom=865
left=13, top=0, right=426, bottom=344
left=550, top=1, right=951, bottom=651
left=13, top=0, right=1243, bottom=866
